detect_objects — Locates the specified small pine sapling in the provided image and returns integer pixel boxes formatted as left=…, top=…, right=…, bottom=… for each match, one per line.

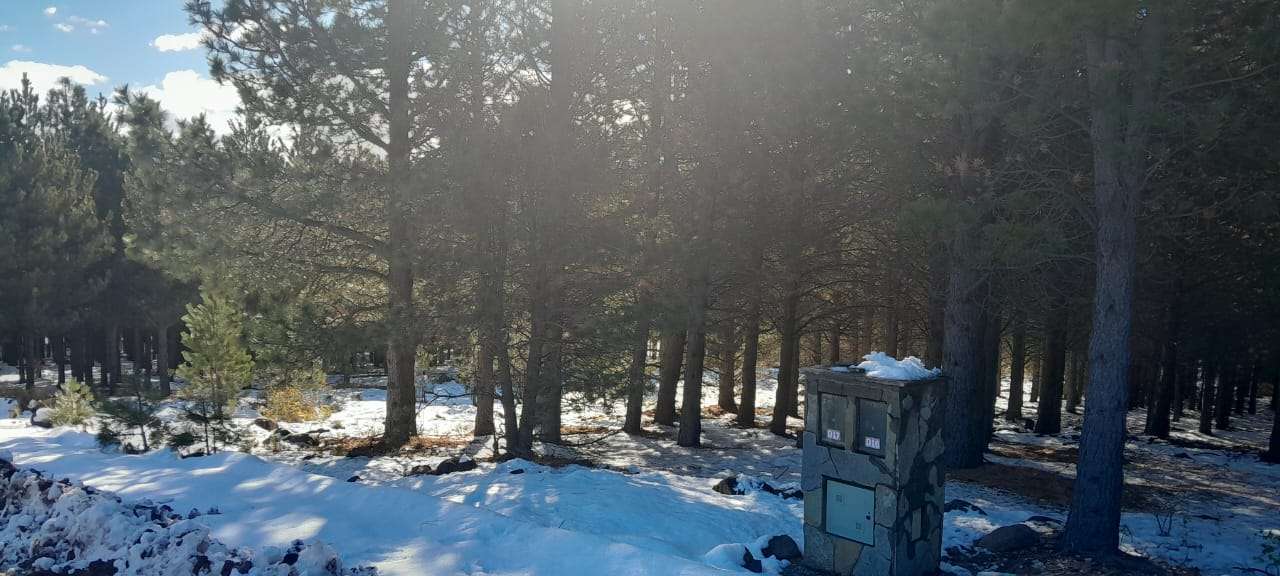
left=50, top=378, right=95, bottom=427
left=175, top=290, right=253, bottom=454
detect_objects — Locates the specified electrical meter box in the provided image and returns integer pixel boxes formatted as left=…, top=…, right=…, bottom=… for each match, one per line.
left=800, top=364, right=946, bottom=576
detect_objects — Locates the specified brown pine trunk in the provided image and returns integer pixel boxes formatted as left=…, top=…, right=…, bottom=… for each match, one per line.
left=382, top=0, right=420, bottom=448
left=1035, top=317, right=1066, bottom=435
left=55, top=335, right=66, bottom=385
left=1064, top=10, right=1165, bottom=552
left=827, top=326, right=841, bottom=364
left=770, top=289, right=800, bottom=436
left=941, top=237, right=986, bottom=469
left=1006, top=315, right=1026, bottom=422
left=737, top=250, right=763, bottom=428
left=678, top=269, right=710, bottom=447
left=156, top=324, right=172, bottom=395
left=717, top=321, right=737, bottom=412
left=623, top=309, right=651, bottom=434
left=1146, top=307, right=1178, bottom=438
left=1199, top=354, right=1218, bottom=434
left=655, top=329, right=685, bottom=426
left=1215, top=352, right=1235, bottom=430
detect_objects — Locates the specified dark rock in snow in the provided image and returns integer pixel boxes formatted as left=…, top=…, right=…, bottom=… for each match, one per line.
left=713, top=476, right=743, bottom=495
left=762, top=535, right=801, bottom=561
left=509, top=468, right=525, bottom=475
left=741, top=548, right=763, bottom=573
left=347, top=475, right=362, bottom=483
left=188, top=507, right=202, bottom=519
left=282, top=551, right=299, bottom=565
left=180, top=450, right=207, bottom=459
left=253, top=417, right=277, bottom=431
left=1173, top=452, right=1192, bottom=459
left=975, top=524, right=1041, bottom=553
left=86, top=558, right=117, bottom=575
left=431, top=456, right=477, bottom=476
left=207, top=506, right=221, bottom=515
left=407, top=465, right=433, bottom=476
left=283, top=433, right=318, bottom=448
left=271, top=428, right=292, bottom=438
left=760, top=483, right=802, bottom=500
left=193, top=554, right=212, bottom=573
left=945, top=499, right=987, bottom=516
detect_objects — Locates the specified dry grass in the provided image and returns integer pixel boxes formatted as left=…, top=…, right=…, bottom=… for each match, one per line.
left=947, top=461, right=1175, bottom=512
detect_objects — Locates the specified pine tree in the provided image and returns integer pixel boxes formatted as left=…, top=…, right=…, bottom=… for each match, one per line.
left=50, top=377, right=95, bottom=427
left=176, top=290, right=253, bottom=453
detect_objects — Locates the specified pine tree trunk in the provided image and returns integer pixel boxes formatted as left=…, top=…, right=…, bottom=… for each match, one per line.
left=1199, top=355, right=1217, bottom=434
left=737, top=253, right=763, bottom=428
left=1031, top=350, right=1043, bottom=404
left=382, top=0, right=420, bottom=448
left=1247, top=359, right=1259, bottom=415
left=1006, top=315, right=1026, bottom=422
left=156, top=325, right=171, bottom=395
left=624, top=309, right=651, bottom=434
left=941, top=244, right=986, bottom=469
left=980, top=311, right=1002, bottom=443
left=655, top=329, right=685, bottom=426
left=541, top=327, right=564, bottom=444
left=55, top=335, right=66, bottom=385
left=717, top=321, right=737, bottom=412
left=827, top=325, right=841, bottom=364
left=770, top=289, right=800, bottom=436
left=678, top=270, right=710, bottom=447
left=1215, top=353, right=1235, bottom=430
left=1035, top=318, right=1066, bottom=435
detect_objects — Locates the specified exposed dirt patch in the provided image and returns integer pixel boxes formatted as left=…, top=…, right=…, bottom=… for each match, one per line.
left=323, top=434, right=473, bottom=457
left=947, top=461, right=1174, bottom=512
left=945, top=531, right=1199, bottom=576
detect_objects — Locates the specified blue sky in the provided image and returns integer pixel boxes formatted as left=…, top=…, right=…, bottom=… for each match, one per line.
left=0, top=0, right=240, bottom=131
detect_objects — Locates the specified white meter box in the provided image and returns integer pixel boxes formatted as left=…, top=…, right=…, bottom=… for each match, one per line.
left=824, top=478, right=875, bottom=545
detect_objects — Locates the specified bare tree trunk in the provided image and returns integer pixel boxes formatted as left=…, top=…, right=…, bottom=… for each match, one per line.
left=1199, top=354, right=1218, bottom=434
left=737, top=250, right=763, bottom=428
left=941, top=238, right=986, bottom=469
left=541, top=326, right=564, bottom=444
left=678, top=265, right=711, bottom=447
left=1146, top=306, right=1178, bottom=438
left=623, top=311, right=651, bottom=434
left=156, top=324, right=172, bottom=395
left=381, top=0, right=420, bottom=448
left=655, top=329, right=685, bottom=426
left=717, top=320, right=737, bottom=412
left=827, top=325, right=841, bottom=364
left=1006, top=315, right=1026, bottom=422
left=770, top=289, right=800, bottom=436
left=54, top=335, right=66, bottom=385
left=1215, top=352, right=1235, bottom=430
left=1035, top=317, right=1066, bottom=435
left=1065, top=10, right=1165, bottom=552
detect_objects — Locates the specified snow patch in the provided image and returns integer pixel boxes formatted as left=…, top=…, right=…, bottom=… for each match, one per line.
left=857, top=352, right=940, bottom=380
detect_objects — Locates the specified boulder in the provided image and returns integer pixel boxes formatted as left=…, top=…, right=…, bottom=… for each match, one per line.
left=283, top=433, right=318, bottom=448
left=407, top=465, right=433, bottom=477
left=713, top=476, right=742, bottom=496
left=253, top=418, right=278, bottom=431
left=975, top=524, right=1040, bottom=553
left=761, top=535, right=801, bottom=561
left=431, top=456, right=477, bottom=476
left=346, top=475, right=362, bottom=483
left=945, top=499, right=987, bottom=516
left=760, top=483, right=802, bottom=500
left=509, top=468, right=525, bottom=475
left=31, top=408, right=53, bottom=429
left=741, top=548, right=763, bottom=573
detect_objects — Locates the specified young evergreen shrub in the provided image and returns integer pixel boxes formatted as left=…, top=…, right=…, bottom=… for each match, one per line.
left=95, top=423, right=121, bottom=449
left=50, top=378, right=95, bottom=427
left=176, top=290, right=253, bottom=453
left=261, top=366, right=332, bottom=422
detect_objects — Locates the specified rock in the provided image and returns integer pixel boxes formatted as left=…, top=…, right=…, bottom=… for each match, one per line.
left=945, top=499, right=987, bottom=516
left=283, top=433, right=318, bottom=447
left=180, top=450, right=207, bottom=459
left=431, top=456, right=478, bottom=476
left=188, top=507, right=202, bottom=519
left=760, top=482, right=802, bottom=500
left=271, top=427, right=292, bottom=438
left=31, top=408, right=53, bottom=429
left=407, top=465, right=433, bottom=476
left=509, top=468, right=525, bottom=475
left=347, top=475, right=361, bottom=482
left=741, top=548, right=763, bottom=573
left=713, top=476, right=743, bottom=495
left=207, top=506, right=222, bottom=515
left=253, top=417, right=277, bottom=431
left=975, top=524, right=1041, bottom=553
left=282, top=551, right=299, bottom=565
left=761, top=535, right=801, bottom=561
left=1173, top=452, right=1192, bottom=459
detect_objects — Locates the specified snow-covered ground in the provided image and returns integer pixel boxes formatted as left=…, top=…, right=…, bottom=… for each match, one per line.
left=1, top=361, right=1276, bottom=575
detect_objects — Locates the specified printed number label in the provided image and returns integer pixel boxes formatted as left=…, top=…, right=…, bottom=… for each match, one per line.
left=864, top=436, right=881, bottom=450
left=826, top=429, right=842, bottom=442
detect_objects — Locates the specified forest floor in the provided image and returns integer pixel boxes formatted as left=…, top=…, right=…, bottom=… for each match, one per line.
left=0, top=362, right=1276, bottom=575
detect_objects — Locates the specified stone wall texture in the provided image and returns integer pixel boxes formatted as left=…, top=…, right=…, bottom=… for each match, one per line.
left=800, top=368, right=945, bottom=576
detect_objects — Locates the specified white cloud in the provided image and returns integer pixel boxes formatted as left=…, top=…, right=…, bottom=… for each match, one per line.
left=0, top=25, right=12, bottom=32
left=0, top=60, right=107, bottom=93
left=43, top=6, right=57, bottom=16
left=67, top=16, right=107, bottom=30
left=139, top=70, right=241, bottom=134
left=54, top=23, right=72, bottom=33
left=152, top=32, right=204, bottom=52
left=11, top=44, right=31, bottom=53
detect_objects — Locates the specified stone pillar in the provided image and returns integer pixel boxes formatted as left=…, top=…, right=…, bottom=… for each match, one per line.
left=800, top=366, right=946, bottom=576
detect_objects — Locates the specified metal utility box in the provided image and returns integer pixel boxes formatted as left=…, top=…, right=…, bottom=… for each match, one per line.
left=800, top=365, right=946, bottom=576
